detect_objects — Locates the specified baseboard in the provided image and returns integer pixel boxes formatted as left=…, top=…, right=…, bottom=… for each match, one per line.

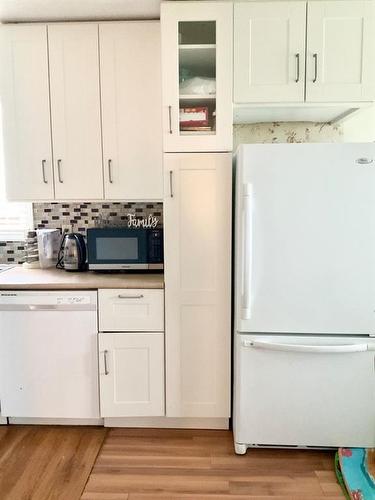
left=8, top=417, right=104, bottom=426
left=104, top=417, right=229, bottom=429
left=0, top=417, right=7, bottom=425
left=6, top=416, right=229, bottom=430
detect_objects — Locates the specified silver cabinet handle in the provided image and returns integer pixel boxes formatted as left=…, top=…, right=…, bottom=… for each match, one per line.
left=108, top=159, right=113, bottom=184
left=295, top=53, right=300, bottom=83
left=57, top=159, right=63, bottom=183
left=168, top=105, right=172, bottom=134
left=117, top=294, right=144, bottom=299
left=104, top=350, right=109, bottom=375
left=169, top=170, right=174, bottom=198
left=41, top=159, right=48, bottom=184
left=313, top=53, right=318, bottom=83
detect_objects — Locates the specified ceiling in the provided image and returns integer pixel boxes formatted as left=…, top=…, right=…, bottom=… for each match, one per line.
left=0, top=0, right=167, bottom=22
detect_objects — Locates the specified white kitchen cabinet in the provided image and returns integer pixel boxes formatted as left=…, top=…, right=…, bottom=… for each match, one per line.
left=161, top=1, right=233, bottom=152
left=234, top=2, right=306, bottom=103
left=234, top=0, right=375, bottom=112
left=99, top=289, right=164, bottom=332
left=0, top=25, right=54, bottom=201
left=98, top=332, right=165, bottom=417
left=306, top=1, right=375, bottom=102
left=99, top=22, right=163, bottom=200
left=163, top=153, right=231, bottom=418
left=48, top=24, right=103, bottom=200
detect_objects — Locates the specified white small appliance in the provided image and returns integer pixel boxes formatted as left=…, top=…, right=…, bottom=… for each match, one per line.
left=0, top=290, right=100, bottom=419
left=233, top=143, right=375, bottom=454
left=37, top=228, right=61, bottom=268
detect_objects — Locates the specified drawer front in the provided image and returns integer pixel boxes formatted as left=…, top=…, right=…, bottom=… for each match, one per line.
left=99, top=289, right=164, bottom=332
left=234, top=334, right=375, bottom=448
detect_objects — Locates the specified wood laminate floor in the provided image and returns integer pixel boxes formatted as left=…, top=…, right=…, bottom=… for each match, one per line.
left=0, top=425, right=107, bottom=500
left=82, top=428, right=344, bottom=500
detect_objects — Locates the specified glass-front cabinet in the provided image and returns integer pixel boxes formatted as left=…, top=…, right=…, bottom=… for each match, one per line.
left=161, top=1, right=233, bottom=152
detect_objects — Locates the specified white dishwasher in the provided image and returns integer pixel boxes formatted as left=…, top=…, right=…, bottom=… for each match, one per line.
left=0, top=290, right=100, bottom=419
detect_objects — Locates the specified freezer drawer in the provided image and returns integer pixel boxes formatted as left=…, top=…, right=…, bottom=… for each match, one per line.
left=234, top=334, right=375, bottom=451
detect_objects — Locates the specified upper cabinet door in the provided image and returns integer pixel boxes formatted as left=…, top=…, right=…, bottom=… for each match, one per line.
left=161, top=1, right=233, bottom=153
left=48, top=24, right=103, bottom=200
left=0, top=25, right=54, bottom=201
left=234, top=2, right=307, bottom=103
left=99, top=22, right=163, bottom=200
left=306, top=1, right=375, bottom=102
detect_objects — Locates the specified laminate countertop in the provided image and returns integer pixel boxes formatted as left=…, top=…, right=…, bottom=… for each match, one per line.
left=0, top=266, right=164, bottom=290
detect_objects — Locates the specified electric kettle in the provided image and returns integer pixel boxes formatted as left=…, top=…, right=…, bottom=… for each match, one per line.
left=57, top=233, right=87, bottom=271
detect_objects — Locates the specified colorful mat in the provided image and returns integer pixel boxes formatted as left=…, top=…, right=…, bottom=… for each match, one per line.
left=336, top=448, right=375, bottom=500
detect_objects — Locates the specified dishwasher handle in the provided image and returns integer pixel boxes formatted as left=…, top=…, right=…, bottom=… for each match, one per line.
left=243, top=339, right=374, bottom=354
left=0, top=304, right=97, bottom=312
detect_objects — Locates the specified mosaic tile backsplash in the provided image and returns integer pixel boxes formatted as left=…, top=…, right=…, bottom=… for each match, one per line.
left=0, top=202, right=163, bottom=264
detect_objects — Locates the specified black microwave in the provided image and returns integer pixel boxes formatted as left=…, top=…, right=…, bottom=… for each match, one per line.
left=86, top=227, right=163, bottom=271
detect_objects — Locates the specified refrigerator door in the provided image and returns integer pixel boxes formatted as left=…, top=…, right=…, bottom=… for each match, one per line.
left=235, top=143, right=375, bottom=334
left=233, top=334, right=375, bottom=449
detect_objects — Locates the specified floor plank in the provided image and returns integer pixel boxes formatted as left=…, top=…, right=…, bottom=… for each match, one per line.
left=0, top=425, right=107, bottom=500
left=82, top=428, right=344, bottom=499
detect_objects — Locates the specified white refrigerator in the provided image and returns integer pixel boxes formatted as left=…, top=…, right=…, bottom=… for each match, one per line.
left=233, top=143, right=375, bottom=455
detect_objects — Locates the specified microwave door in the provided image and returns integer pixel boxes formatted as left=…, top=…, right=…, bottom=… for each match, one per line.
left=87, top=228, right=149, bottom=270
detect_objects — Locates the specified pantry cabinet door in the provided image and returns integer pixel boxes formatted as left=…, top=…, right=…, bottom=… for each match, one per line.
left=99, top=333, right=165, bottom=417
left=306, top=1, right=375, bottom=102
left=0, top=25, right=54, bottom=201
left=48, top=24, right=103, bottom=200
left=164, top=153, right=231, bottom=418
left=161, top=2, right=233, bottom=153
left=234, top=2, right=307, bottom=103
left=100, top=22, right=163, bottom=201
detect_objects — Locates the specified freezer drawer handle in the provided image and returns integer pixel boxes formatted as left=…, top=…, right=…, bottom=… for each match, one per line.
left=242, top=339, right=374, bottom=354
left=242, top=183, right=253, bottom=320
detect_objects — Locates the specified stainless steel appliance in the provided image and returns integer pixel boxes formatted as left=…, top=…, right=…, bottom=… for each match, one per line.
left=57, top=232, right=87, bottom=271
left=86, top=227, right=163, bottom=271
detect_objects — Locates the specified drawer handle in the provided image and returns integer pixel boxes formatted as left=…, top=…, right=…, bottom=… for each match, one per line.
left=117, top=294, right=144, bottom=299
left=104, top=350, right=109, bottom=375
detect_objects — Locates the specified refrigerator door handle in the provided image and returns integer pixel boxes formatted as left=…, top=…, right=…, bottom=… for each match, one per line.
left=242, top=339, right=373, bottom=354
left=242, top=183, right=253, bottom=319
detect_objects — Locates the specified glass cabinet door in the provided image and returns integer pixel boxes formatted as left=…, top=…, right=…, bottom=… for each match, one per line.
left=161, top=2, right=233, bottom=153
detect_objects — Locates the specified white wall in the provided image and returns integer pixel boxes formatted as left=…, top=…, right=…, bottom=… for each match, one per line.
left=341, top=105, right=375, bottom=142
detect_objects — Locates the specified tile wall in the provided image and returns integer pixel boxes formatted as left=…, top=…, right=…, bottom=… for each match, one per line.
left=0, top=202, right=163, bottom=264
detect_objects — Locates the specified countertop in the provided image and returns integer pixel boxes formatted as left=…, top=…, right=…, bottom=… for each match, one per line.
left=0, top=266, right=164, bottom=290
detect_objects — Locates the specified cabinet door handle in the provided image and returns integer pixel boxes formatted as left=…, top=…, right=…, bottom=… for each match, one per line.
left=108, top=159, right=113, bottom=184
left=169, top=170, right=174, bottom=198
left=57, top=159, right=63, bottom=183
left=295, top=53, right=300, bottom=83
left=313, top=53, right=318, bottom=83
left=117, top=294, right=144, bottom=299
left=104, top=350, right=109, bottom=375
left=168, top=106, right=172, bottom=134
left=41, top=160, right=48, bottom=184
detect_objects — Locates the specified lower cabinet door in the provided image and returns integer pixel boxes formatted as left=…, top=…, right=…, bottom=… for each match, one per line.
left=98, top=332, right=165, bottom=417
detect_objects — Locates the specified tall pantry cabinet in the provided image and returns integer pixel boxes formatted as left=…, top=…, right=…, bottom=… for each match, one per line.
left=161, top=2, right=232, bottom=423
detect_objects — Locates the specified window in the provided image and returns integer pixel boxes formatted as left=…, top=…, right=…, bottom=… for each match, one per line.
left=0, top=201, right=33, bottom=241
left=0, top=116, right=33, bottom=241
